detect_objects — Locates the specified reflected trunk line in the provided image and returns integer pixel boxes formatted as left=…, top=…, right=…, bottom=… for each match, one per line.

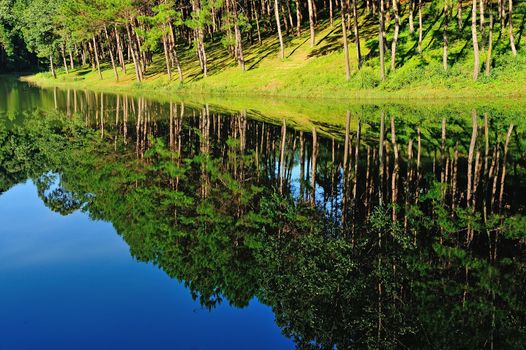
left=390, top=116, right=399, bottom=223
left=123, top=96, right=128, bottom=145
left=100, top=92, right=105, bottom=140
left=379, top=112, right=385, bottom=206
left=279, top=120, right=286, bottom=193
left=300, top=131, right=305, bottom=202
left=490, top=144, right=501, bottom=212
left=405, top=139, right=413, bottom=231
left=440, top=117, right=446, bottom=184
left=451, top=142, right=459, bottom=212
left=467, top=110, right=478, bottom=209
left=472, top=150, right=481, bottom=209
left=498, top=124, right=514, bottom=211
left=67, top=89, right=71, bottom=117
left=353, top=121, right=361, bottom=201
left=114, top=95, right=120, bottom=150
left=311, top=127, right=318, bottom=208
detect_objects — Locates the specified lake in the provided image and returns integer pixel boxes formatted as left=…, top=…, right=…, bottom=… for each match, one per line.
left=1, top=77, right=526, bottom=349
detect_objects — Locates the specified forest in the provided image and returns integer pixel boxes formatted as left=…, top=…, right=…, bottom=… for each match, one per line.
left=1, top=0, right=525, bottom=96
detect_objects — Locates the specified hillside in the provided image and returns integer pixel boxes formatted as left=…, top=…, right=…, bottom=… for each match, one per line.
left=16, top=1, right=526, bottom=99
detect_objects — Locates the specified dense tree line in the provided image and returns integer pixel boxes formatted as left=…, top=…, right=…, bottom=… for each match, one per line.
left=0, top=0, right=522, bottom=79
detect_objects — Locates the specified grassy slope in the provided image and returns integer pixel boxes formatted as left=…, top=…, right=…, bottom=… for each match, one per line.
left=25, top=2, right=526, bottom=99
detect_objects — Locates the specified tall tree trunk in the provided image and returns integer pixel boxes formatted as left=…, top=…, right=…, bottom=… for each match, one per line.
left=480, top=0, right=486, bottom=49
left=342, top=0, right=351, bottom=80
left=409, top=0, right=415, bottom=34
left=92, top=35, right=103, bottom=80
left=232, top=0, right=246, bottom=70
left=168, top=22, right=184, bottom=82
left=499, top=0, right=504, bottom=26
left=115, top=27, right=126, bottom=74
left=104, top=26, right=119, bottom=81
left=418, top=0, right=423, bottom=53
left=50, top=54, right=56, bottom=79
left=329, top=0, right=334, bottom=26
left=308, top=0, right=316, bottom=46
left=192, top=0, right=207, bottom=77
left=69, top=49, right=74, bottom=70
left=252, top=0, right=263, bottom=43
left=390, top=0, right=400, bottom=71
left=352, top=0, right=362, bottom=67
left=126, top=23, right=142, bottom=82
left=485, top=5, right=494, bottom=76
left=508, top=0, right=517, bottom=56
left=295, top=0, right=302, bottom=36
left=162, top=33, right=172, bottom=80
left=274, top=0, right=285, bottom=59
left=472, top=0, right=481, bottom=80
left=444, top=0, right=450, bottom=71
left=379, top=0, right=386, bottom=80
left=61, top=44, right=69, bottom=74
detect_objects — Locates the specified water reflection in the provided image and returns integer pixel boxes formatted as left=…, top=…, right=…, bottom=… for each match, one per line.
left=1, top=80, right=526, bottom=349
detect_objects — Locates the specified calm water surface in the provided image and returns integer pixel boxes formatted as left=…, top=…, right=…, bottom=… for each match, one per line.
left=1, top=78, right=526, bottom=349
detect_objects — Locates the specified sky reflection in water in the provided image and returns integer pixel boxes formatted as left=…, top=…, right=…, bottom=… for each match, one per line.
left=0, top=181, right=293, bottom=350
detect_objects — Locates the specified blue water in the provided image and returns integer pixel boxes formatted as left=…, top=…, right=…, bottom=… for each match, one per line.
left=0, top=181, right=293, bottom=350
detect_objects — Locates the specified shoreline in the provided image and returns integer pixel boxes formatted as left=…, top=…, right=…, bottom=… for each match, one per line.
left=21, top=70, right=526, bottom=102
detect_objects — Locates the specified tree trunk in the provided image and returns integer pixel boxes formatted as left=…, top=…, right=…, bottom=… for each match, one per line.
left=379, top=0, right=386, bottom=80
left=92, top=35, right=103, bottom=80
left=115, top=27, right=126, bottom=74
left=480, top=0, right=486, bottom=49
left=50, top=54, right=56, bottom=79
left=308, top=0, right=316, bottom=46
left=126, top=23, right=142, bottom=82
left=390, top=0, right=400, bottom=71
left=443, top=0, right=450, bottom=71
left=485, top=6, right=494, bottom=76
left=168, top=22, right=184, bottom=82
left=61, top=44, right=69, bottom=74
left=232, top=0, right=245, bottom=70
left=342, top=0, right=351, bottom=80
left=352, top=0, right=362, bottom=67
left=508, top=0, right=517, bottom=56
left=472, top=0, right=480, bottom=80
left=499, top=0, right=504, bottom=27
left=69, top=49, right=74, bottom=70
left=162, top=33, right=172, bottom=80
left=329, top=0, right=333, bottom=26
left=252, top=0, right=263, bottom=43
left=104, top=26, right=119, bottom=81
left=274, top=0, right=285, bottom=59
left=409, top=0, right=415, bottom=34
left=418, top=0, right=423, bottom=53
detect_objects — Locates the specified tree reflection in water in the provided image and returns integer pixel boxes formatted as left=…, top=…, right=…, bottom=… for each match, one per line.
left=1, top=89, right=526, bottom=349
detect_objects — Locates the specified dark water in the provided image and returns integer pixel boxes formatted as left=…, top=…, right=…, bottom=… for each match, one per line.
left=1, top=78, right=526, bottom=349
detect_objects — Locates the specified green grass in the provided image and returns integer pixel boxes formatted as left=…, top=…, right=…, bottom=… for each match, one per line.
left=24, top=4, right=526, bottom=100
